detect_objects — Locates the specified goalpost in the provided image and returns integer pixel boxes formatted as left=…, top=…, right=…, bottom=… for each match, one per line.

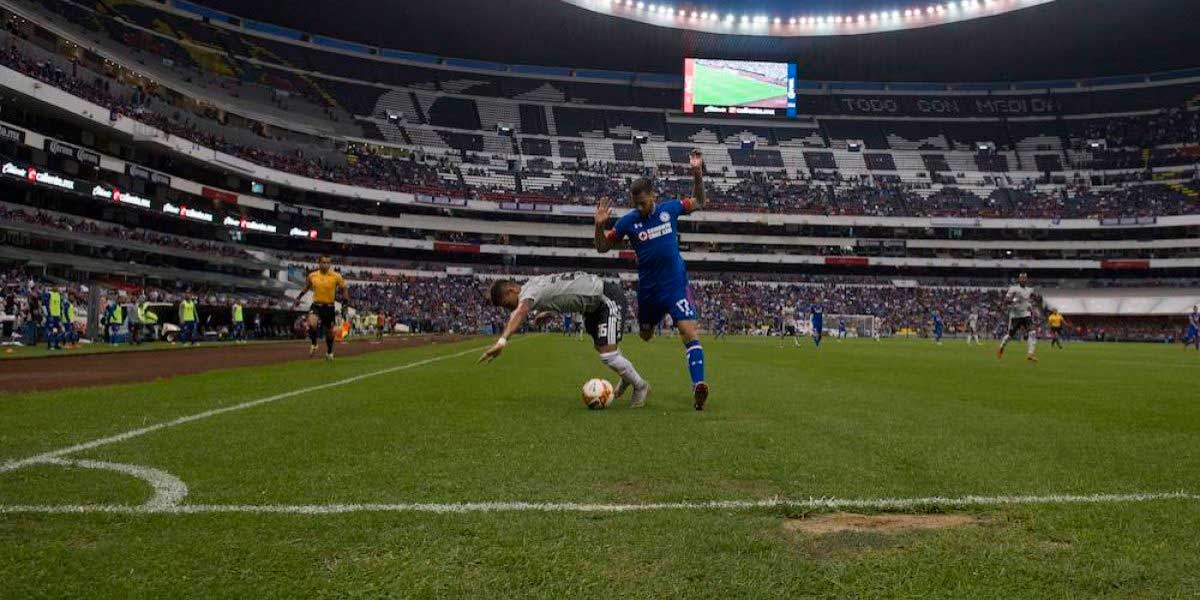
left=823, top=314, right=880, bottom=339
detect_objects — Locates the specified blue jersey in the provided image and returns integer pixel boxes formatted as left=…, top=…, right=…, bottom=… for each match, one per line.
left=933, top=314, right=944, bottom=330
left=1190, top=312, right=1199, bottom=328
left=611, top=199, right=697, bottom=325
left=811, top=306, right=823, bottom=326
left=611, top=200, right=689, bottom=298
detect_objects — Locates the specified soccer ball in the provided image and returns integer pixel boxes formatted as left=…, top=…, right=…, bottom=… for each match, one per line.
left=581, top=378, right=615, bottom=410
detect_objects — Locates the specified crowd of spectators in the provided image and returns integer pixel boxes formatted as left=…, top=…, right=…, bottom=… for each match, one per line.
left=0, top=205, right=255, bottom=260
left=8, top=34, right=1200, bottom=222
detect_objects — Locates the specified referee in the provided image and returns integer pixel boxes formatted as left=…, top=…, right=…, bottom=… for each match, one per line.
left=293, top=256, right=350, bottom=360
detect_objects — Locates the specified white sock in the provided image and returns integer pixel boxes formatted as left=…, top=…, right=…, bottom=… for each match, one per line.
left=600, top=350, right=645, bottom=388
left=1000, top=334, right=1010, bottom=350
left=1027, top=331, right=1036, bottom=355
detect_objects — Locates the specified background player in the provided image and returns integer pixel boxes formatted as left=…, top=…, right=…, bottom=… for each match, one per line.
left=1184, top=305, right=1199, bottom=351
left=837, top=318, right=848, bottom=340
left=932, top=310, right=944, bottom=345
left=810, top=303, right=824, bottom=348
left=594, top=150, right=710, bottom=410
left=998, top=272, right=1038, bottom=363
left=713, top=310, right=728, bottom=340
left=966, top=310, right=982, bottom=345
left=294, top=256, right=350, bottom=360
left=1047, top=309, right=1068, bottom=349
left=481, top=272, right=650, bottom=408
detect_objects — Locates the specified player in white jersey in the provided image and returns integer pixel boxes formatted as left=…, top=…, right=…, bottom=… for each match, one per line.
left=481, top=272, right=650, bottom=407
left=966, top=311, right=982, bottom=345
left=997, top=272, right=1039, bottom=362
left=778, top=306, right=802, bottom=348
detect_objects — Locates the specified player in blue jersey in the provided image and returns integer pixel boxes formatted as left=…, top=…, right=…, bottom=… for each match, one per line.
left=714, top=311, right=728, bottom=340
left=562, top=313, right=574, bottom=337
left=595, top=149, right=710, bottom=410
left=932, top=310, right=944, bottom=345
left=837, top=318, right=847, bottom=340
left=810, top=304, right=824, bottom=348
left=1184, top=305, right=1199, bottom=351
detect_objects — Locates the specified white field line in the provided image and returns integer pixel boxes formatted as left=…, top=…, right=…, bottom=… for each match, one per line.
left=0, top=492, right=1197, bottom=515
left=42, top=458, right=189, bottom=509
left=0, top=343, right=491, bottom=475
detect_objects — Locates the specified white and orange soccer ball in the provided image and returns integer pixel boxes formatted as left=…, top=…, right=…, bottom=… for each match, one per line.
left=581, top=378, right=615, bottom=410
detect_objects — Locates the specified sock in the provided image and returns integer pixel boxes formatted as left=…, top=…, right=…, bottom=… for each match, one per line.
left=326, top=336, right=335, bottom=355
left=1000, top=334, right=1010, bottom=350
left=599, top=350, right=645, bottom=388
left=1026, top=331, right=1036, bottom=355
left=684, top=340, right=705, bottom=386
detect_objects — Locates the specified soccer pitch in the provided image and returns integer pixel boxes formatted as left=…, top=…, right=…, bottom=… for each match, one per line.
left=692, top=63, right=787, bottom=107
left=2, top=335, right=1199, bottom=597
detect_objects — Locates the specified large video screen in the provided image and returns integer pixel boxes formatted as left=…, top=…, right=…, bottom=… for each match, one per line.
left=684, top=58, right=797, bottom=117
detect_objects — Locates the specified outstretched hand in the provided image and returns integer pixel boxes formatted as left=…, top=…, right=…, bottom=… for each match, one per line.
left=478, top=342, right=505, bottom=364
left=594, top=197, right=612, bottom=226
left=689, top=149, right=704, bottom=173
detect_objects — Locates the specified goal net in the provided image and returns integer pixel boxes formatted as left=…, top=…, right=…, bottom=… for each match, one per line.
left=822, top=314, right=880, bottom=338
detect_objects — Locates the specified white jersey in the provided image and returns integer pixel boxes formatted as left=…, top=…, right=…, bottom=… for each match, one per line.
left=1005, top=284, right=1036, bottom=319
left=518, top=272, right=605, bottom=314
left=968, top=313, right=979, bottom=330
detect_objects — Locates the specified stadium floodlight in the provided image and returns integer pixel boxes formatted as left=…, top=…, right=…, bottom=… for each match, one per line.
left=789, top=17, right=797, bottom=24
left=870, top=12, right=878, bottom=20
left=725, top=13, right=734, bottom=22
left=635, top=1, right=644, bottom=9
left=857, top=14, right=865, bottom=22
left=892, top=10, right=901, bottom=18
left=773, top=17, right=781, bottom=24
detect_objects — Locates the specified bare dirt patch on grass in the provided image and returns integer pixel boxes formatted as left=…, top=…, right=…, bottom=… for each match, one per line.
left=784, top=512, right=983, bottom=536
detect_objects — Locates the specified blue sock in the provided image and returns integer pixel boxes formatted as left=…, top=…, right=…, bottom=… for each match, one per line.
left=684, top=340, right=705, bottom=386
left=813, top=333, right=821, bottom=348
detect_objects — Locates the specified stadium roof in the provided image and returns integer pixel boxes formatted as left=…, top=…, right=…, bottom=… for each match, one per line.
left=559, top=0, right=1056, bottom=37
left=188, top=0, right=1199, bottom=82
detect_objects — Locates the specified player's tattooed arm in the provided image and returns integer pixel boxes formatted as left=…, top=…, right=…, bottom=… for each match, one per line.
left=594, top=197, right=615, bottom=253
left=479, top=300, right=534, bottom=363
left=688, top=149, right=705, bottom=211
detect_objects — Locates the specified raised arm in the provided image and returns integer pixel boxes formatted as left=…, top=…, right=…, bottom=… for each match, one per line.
left=479, top=299, right=534, bottom=363
left=687, top=149, right=706, bottom=212
left=594, top=197, right=616, bottom=253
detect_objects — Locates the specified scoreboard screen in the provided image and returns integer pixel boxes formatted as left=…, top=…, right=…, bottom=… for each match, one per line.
left=683, top=58, right=797, bottom=117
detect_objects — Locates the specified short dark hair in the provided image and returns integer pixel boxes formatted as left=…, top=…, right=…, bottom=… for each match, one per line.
left=488, top=279, right=517, bottom=306
left=630, top=178, right=654, bottom=200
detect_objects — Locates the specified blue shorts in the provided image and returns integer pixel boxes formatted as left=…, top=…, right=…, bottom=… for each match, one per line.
left=637, top=285, right=697, bottom=328
left=45, top=317, right=62, bottom=331
left=1187, top=325, right=1198, bottom=339
left=812, top=320, right=823, bottom=333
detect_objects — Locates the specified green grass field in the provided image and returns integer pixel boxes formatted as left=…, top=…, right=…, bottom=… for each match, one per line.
left=692, top=63, right=787, bottom=107
left=2, top=335, right=1199, bottom=597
